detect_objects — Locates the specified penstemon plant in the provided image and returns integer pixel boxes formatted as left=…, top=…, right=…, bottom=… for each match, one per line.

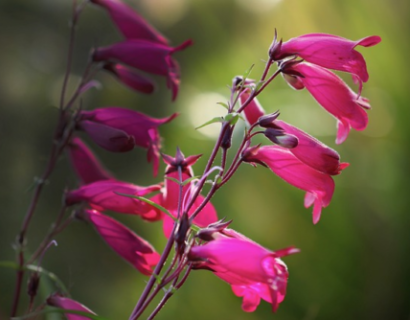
left=6, top=0, right=381, bottom=319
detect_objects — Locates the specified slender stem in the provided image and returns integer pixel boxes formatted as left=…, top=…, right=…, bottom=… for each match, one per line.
left=147, top=265, right=193, bottom=320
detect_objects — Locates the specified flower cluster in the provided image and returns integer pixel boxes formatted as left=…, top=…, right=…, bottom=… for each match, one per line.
left=11, top=0, right=380, bottom=318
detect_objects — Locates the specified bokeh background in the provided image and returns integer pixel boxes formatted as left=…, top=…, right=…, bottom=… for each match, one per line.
left=0, top=0, right=409, bottom=319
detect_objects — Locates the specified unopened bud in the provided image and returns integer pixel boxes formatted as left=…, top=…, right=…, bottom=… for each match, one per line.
left=175, top=213, right=191, bottom=253
left=258, top=111, right=280, bottom=128
left=221, top=126, right=233, bottom=150
left=27, top=273, right=40, bottom=298
left=264, top=128, right=299, bottom=149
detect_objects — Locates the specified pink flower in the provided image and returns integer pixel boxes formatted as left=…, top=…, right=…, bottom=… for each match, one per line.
left=147, top=149, right=218, bottom=237
left=242, top=145, right=335, bottom=224
left=282, top=62, right=371, bottom=144
left=273, top=120, right=348, bottom=175
left=271, top=33, right=381, bottom=84
left=93, top=39, right=192, bottom=100
left=79, top=107, right=178, bottom=176
left=90, top=0, right=168, bottom=44
left=103, top=62, right=156, bottom=94
left=189, top=229, right=299, bottom=312
left=239, top=89, right=346, bottom=175
left=47, top=294, right=96, bottom=320
left=67, top=137, right=115, bottom=184
left=65, top=180, right=162, bottom=221
left=84, top=209, right=160, bottom=275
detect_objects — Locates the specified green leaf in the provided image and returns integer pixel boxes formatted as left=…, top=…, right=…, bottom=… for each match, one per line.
left=12, top=307, right=111, bottom=320
left=115, top=192, right=176, bottom=221
left=195, top=116, right=223, bottom=130
left=242, top=64, right=255, bottom=82
left=255, top=80, right=265, bottom=92
left=165, top=176, right=199, bottom=187
left=217, top=102, right=229, bottom=110
left=0, top=261, right=69, bottom=295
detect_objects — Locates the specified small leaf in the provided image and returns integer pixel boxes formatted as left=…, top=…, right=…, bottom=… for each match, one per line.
left=217, top=102, right=229, bottom=110
left=182, top=176, right=199, bottom=186
left=195, top=116, right=223, bottom=130
left=0, top=261, right=69, bottom=295
left=115, top=192, right=176, bottom=221
left=242, top=64, right=255, bottom=82
left=164, top=176, right=181, bottom=185
left=255, top=80, right=266, bottom=92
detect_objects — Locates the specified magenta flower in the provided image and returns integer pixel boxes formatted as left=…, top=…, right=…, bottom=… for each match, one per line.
left=79, top=107, right=178, bottom=176
left=65, top=180, right=162, bottom=221
left=242, top=145, right=335, bottom=224
left=282, top=62, right=371, bottom=144
left=93, top=39, right=192, bottom=100
left=90, top=0, right=168, bottom=44
left=68, top=137, right=115, bottom=184
left=239, top=89, right=346, bottom=175
left=103, top=62, right=156, bottom=94
left=147, top=149, right=218, bottom=237
left=189, top=229, right=299, bottom=312
left=271, top=33, right=381, bottom=84
left=85, top=209, right=160, bottom=275
left=274, top=120, right=348, bottom=175
left=47, top=294, right=96, bottom=320
left=239, top=89, right=265, bottom=126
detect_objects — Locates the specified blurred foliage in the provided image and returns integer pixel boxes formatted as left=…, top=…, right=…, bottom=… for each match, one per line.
left=0, top=0, right=409, bottom=319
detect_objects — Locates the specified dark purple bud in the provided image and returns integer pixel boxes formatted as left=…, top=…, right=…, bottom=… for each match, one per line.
left=232, top=76, right=255, bottom=90
left=258, top=111, right=281, bottom=128
left=268, top=29, right=284, bottom=60
left=221, top=125, right=233, bottom=150
left=196, top=218, right=233, bottom=242
left=27, top=273, right=40, bottom=298
left=175, top=213, right=191, bottom=254
left=264, top=128, right=299, bottom=149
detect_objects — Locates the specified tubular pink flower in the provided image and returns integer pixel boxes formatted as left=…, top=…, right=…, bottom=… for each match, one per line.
left=90, top=0, right=168, bottom=44
left=65, top=180, right=162, bottom=221
left=239, top=91, right=346, bottom=175
left=274, top=120, right=348, bottom=175
left=47, top=294, right=96, bottom=320
left=85, top=209, right=160, bottom=275
left=282, top=62, right=371, bottom=144
left=272, top=33, right=381, bottom=83
left=67, top=137, right=115, bottom=184
left=239, top=89, right=265, bottom=126
left=77, top=120, right=135, bottom=152
left=103, top=62, right=156, bottom=94
left=243, top=145, right=335, bottom=224
left=189, top=230, right=299, bottom=312
left=93, top=39, right=192, bottom=100
left=79, top=107, right=178, bottom=176
left=147, top=150, right=218, bottom=237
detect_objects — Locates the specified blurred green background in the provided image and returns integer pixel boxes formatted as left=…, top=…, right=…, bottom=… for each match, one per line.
left=0, top=0, right=408, bottom=319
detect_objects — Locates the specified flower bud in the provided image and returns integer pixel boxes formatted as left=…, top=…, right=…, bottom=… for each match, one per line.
left=258, top=111, right=280, bottom=128
left=264, top=128, right=299, bottom=149
left=221, top=125, right=233, bottom=150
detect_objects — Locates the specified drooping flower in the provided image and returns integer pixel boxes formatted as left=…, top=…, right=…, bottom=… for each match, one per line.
left=93, top=39, right=192, bottom=100
left=189, top=228, right=299, bottom=312
left=84, top=209, right=160, bottom=275
left=65, top=180, right=162, bottom=221
left=90, top=0, right=169, bottom=44
left=238, top=87, right=345, bottom=175
left=147, top=149, right=218, bottom=237
left=242, top=145, right=336, bottom=224
left=103, top=62, right=156, bottom=94
left=67, top=137, right=115, bottom=184
left=281, top=62, right=371, bottom=144
left=47, top=294, right=96, bottom=320
left=78, top=107, right=178, bottom=176
left=270, top=33, right=381, bottom=84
